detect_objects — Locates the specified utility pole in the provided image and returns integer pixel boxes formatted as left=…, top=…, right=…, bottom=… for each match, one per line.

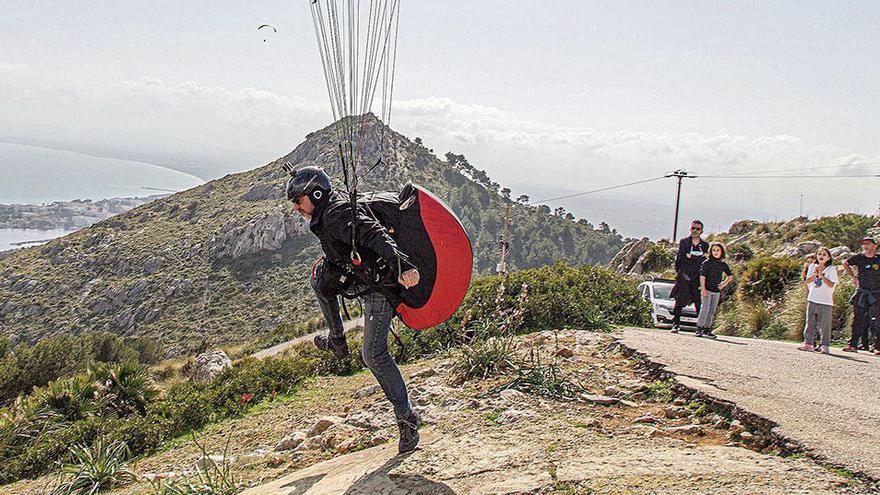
left=496, top=203, right=511, bottom=275
left=668, top=169, right=693, bottom=242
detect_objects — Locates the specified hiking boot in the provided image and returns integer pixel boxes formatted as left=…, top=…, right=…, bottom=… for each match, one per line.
left=397, top=410, right=420, bottom=454
left=703, top=329, right=717, bottom=339
left=314, top=334, right=351, bottom=360
left=670, top=325, right=680, bottom=334
left=842, top=346, right=858, bottom=353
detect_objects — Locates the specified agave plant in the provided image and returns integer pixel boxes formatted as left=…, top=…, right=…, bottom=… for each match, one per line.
left=149, top=434, right=246, bottom=495
left=52, top=437, right=135, bottom=495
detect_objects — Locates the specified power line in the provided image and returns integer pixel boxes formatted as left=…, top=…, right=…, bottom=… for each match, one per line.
left=533, top=176, right=668, bottom=203
left=700, top=175, right=879, bottom=179
left=695, top=162, right=878, bottom=177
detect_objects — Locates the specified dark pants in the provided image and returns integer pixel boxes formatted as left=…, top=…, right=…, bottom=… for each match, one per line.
left=312, top=280, right=412, bottom=420
left=849, top=302, right=880, bottom=351
left=672, top=278, right=701, bottom=327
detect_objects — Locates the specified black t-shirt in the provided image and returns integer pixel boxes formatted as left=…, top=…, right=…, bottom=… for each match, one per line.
left=700, top=258, right=732, bottom=292
left=848, top=253, right=880, bottom=290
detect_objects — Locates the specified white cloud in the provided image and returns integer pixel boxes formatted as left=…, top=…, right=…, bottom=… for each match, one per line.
left=2, top=72, right=878, bottom=222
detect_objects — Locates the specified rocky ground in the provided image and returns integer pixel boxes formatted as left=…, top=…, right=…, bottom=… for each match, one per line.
left=3, top=330, right=873, bottom=494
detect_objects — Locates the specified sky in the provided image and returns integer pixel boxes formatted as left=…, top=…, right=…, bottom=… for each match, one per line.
left=2, top=1, right=879, bottom=237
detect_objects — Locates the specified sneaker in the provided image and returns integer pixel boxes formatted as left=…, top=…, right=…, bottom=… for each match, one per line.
left=703, top=329, right=717, bottom=339
left=820, top=346, right=830, bottom=354
left=796, top=343, right=814, bottom=352
left=874, top=350, right=880, bottom=356
left=670, top=325, right=680, bottom=334
left=314, top=334, right=351, bottom=360
left=813, top=345, right=822, bottom=352
left=842, top=346, right=858, bottom=353
left=397, top=410, right=420, bottom=454
left=695, top=328, right=704, bottom=338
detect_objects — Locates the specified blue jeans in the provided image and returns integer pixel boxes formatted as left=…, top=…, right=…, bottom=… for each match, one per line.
left=312, top=283, right=412, bottom=420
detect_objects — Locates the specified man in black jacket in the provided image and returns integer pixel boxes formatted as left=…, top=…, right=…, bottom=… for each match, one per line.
left=670, top=220, right=709, bottom=333
left=286, top=166, right=421, bottom=453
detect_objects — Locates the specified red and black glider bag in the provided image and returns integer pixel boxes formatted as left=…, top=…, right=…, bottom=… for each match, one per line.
left=363, top=183, right=473, bottom=329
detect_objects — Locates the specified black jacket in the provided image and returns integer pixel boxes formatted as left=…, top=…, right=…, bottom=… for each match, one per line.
left=309, top=191, right=413, bottom=291
left=674, top=237, right=709, bottom=278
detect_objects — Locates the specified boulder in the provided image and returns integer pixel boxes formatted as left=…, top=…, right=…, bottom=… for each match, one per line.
left=190, top=350, right=232, bottom=383
left=796, top=241, right=821, bottom=255
left=664, top=424, right=704, bottom=436
left=830, top=246, right=851, bottom=259
left=308, top=416, right=344, bottom=437
left=608, top=238, right=652, bottom=274
left=663, top=405, right=688, bottom=419
left=772, top=245, right=802, bottom=258
left=275, top=431, right=307, bottom=452
left=321, top=423, right=368, bottom=453
left=728, top=220, right=759, bottom=235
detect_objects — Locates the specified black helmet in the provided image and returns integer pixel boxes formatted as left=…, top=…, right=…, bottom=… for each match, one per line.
left=285, top=165, right=332, bottom=204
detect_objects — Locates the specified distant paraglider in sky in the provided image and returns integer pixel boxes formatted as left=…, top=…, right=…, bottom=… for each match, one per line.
left=257, top=24, right=277, bottom=42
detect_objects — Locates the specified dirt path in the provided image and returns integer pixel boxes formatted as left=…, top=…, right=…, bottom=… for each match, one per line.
left=250, top=317, right=364, bottom=360
left=619, top=326, right=880, bottom=482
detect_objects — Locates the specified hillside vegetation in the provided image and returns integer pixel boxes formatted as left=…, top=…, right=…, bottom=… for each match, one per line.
left=614, top=213, right=879, bottom=342
left=0, top=116, right=625, bottom=355
left=0, top=262, right=648, bottom=486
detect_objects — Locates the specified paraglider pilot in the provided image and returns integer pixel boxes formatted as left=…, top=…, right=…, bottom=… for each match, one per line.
left=286, top=165, right=422, bottom=453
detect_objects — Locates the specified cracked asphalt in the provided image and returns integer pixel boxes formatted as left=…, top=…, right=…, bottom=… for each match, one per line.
left=619, top=327, right=880, bottom=480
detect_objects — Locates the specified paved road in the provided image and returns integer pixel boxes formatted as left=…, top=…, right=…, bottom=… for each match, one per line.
left=251, top=316, right=364, bottom=360
left=619, top=327, right=880, bottom=480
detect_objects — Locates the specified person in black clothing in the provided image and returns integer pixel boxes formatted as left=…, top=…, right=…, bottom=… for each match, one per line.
left=696, top=243, right=733, bottom=338
left=286, top=166, right=422, bottom=453
left=670, top=220, right=709, bottom=333
left=842, top=236, right=880, bottom=355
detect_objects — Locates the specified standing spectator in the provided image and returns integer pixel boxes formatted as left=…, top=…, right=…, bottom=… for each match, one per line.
left=696, top=242, right=733, bottom=338
left=842, top=236, right=880, bottom=355
left=670, top=220, right=709, bottom=333
left=797, top=248, right=838, bottom=354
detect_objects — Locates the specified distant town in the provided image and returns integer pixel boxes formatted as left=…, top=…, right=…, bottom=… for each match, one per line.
left=0, top=195, right=166, bottom=231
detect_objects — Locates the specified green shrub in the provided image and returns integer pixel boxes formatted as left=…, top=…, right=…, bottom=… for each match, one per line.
left=149, top=435, right=246, bottom=495
left=727, top=243, right=754, bottom=262
left=641, top=243, right=675, bottom=273
left=453, top=262, right=650, bottom=332
left=53, top=438, right=135, bottom=495
left=125, top=337, right=165, bottom=365
left=807, top=214, right=876, bottom=250
left=739, top=256, right=800, bottom=302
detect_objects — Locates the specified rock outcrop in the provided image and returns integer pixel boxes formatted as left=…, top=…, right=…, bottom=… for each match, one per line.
left=208, top=206, right=303, bottom=259
left=191, top=350, right=233, bottom=383
left=609, top=238, right=652, bottom=275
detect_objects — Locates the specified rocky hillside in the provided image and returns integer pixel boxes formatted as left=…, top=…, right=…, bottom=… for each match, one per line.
left=0, top=116, right=624, bottom=354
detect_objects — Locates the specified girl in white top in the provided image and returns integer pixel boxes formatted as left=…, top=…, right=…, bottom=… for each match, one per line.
left=797, top=247, right=839, bottom=354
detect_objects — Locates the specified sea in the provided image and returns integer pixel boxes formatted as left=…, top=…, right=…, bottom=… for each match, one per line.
left=0, top=142, right=204, bottom=251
